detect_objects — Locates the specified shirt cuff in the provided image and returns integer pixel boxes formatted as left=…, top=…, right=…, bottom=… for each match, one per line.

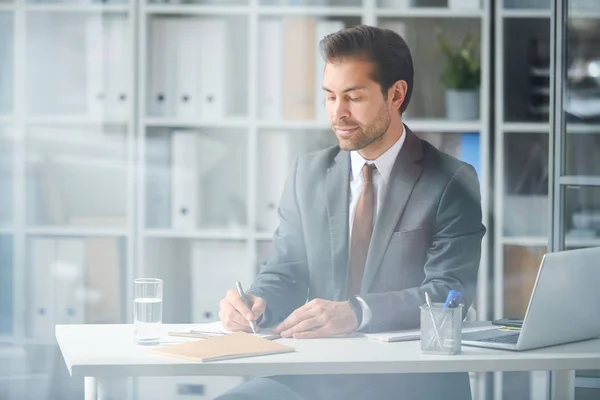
left=355, top=296, right=372, bottom=330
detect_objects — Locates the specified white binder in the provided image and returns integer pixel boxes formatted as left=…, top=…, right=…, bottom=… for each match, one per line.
left=258, top=19, right=283, bottom=120
left=190, top=241, right=252, bottom=323
left=315, top=19, right=345, bottom=121
left=85, top=14, right=105, bottom=120
left=148, top=17, right=177, bottom=117
left=84, top=238, right=122, bottom=324
left=54, top=239, right=86, bottom=325
left=106, top=16, right=130, bottom=121
left=171, top=130, right=200, bottom=230
left=257, top=131, right=290, bottom=233
left=198, top=18, right=227, bottom=119
left=146, top=133, right=172, bottom=229
left=174, top=19, right=202, bottom=119
left=30, top=238, right=56, bottom=340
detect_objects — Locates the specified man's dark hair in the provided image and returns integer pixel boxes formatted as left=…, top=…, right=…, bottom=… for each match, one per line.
left=319, top=25, right=414, bottom=114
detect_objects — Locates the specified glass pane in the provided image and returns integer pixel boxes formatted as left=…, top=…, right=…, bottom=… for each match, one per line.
left=0, top=126, right=13, bottom=228
left=257, top=15, right=360, bottom=122
left=380, top=17, right=482, bottom=121
left=256, top=129, right=337, bottom=233
left=504, top=133, right=549, bottom=238
left=26, top=12, right=131, bottom=120
left=260, top=0, right=362, bottom=6
left=503, top=0, right=549, bottom=10
left=0, top=12, right=13, bottom=116
left=562, top=185, right=600, bottom=248
left=503, top=245, right=546, bottom=319
left=145, top=127, right=248, bottom=231
left=25, top=124, right=129, bottom=227
left=504, top=18, right=550, bottom=123
left=146, top=15, right=248, bottom=120
left=562, top=11, right=600, bottom=175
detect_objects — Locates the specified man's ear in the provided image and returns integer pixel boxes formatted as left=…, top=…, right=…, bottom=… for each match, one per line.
left=389, top=80, right=408, bottom=112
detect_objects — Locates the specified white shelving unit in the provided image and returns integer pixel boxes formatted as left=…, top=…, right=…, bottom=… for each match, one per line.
left=3, top=0, right=493, bottom=399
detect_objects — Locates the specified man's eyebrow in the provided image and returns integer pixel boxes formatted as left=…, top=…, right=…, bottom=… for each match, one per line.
left=322, top=85, right=367, bottom=93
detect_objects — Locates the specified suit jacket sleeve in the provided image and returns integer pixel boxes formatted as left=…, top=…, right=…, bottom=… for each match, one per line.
left=247, top=157, right=309, bottom=327
left=362, top=164, right=485, bottom=332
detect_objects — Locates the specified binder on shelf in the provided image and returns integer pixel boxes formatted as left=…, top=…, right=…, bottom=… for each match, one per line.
left=171, top=130, right=200, bottom=230
left=85, top=14, right=105, bottom=120
left=54, top=239, right=86, bottom=326
left=282, top=17, right=316, bottom=120
left=258, top=19, right=283, bottom=120
left=105, top=16, right=130, bottom=121
left=191, top=241, right=252, bottom=324
left=84, top=238, right=122, bottom=324
left=30, top=238, right=56, bottom=340
left=315, top=19, right=345, bottom=121
left=0, top=145, right=12, bottom=226
left=257, top=131, right=290, bottom=233
left=197, top=18, right=227, bottom=119
left=146, top=133, right=172, bottom=229
left=148, top=17, right=176, bottom=117
left=174, top=19, right=202, bottom=119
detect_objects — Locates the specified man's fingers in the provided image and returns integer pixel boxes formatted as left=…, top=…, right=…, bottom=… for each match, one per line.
left=280, top=317, right=323, bottom=338
left=219, top=303, right=247, bottom=327
left=249, top=296, right=266, bottom=320
left=223, top=318, right=255, bottom=333
left=274, top=303, right=315, bottom=333
left=293, top=325, right=332, bottom=339
left=226, top=289, right=253, bottom=321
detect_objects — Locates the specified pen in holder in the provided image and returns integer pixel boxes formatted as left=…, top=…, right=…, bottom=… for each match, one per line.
left=420, top=292, right=463, bottom=355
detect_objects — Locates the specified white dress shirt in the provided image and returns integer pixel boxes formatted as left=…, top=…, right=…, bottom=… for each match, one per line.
left=349, top=125, right=406, bottom=330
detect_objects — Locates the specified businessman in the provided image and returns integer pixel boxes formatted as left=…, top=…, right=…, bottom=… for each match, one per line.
left=217, top=25, right=485, bottom=400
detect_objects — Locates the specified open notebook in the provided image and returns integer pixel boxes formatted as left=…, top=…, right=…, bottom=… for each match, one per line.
left=168, top=321, right=280, bottom=340
left=152, top=331, right=295, bottom=362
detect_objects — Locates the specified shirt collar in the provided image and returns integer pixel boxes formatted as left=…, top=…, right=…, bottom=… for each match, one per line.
left=350, top=124, right=406, bottom=184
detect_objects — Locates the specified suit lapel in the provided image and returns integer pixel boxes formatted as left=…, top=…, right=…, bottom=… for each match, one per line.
left=360, top=127, right=425, bottom=294
left=326, top=150, right=351, bottom=301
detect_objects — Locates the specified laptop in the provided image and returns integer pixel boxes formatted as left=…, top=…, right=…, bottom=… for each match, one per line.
left=462, top=247, right=600, bottom=351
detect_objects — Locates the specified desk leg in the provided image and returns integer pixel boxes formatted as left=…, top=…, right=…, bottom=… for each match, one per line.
left=550, top=370, right=575, bottom=400
left=85, top=377, right=97, bottom=400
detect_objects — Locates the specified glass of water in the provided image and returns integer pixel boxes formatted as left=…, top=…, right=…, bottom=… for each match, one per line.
left=133, top=278, right=163, bottom=345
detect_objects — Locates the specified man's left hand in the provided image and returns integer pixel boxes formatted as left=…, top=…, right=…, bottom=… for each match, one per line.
left=273, top=298, right=359, bottom=339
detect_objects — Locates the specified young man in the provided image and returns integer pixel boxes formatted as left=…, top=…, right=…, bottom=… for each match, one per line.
left=217, top=25, right=485, bottom=400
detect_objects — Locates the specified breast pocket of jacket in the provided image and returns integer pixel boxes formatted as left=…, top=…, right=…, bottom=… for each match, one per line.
left=390, top=226, right=428, bottom=243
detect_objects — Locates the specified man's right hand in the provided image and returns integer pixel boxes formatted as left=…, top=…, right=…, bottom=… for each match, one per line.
left=219, top=289, right=266, bottom=332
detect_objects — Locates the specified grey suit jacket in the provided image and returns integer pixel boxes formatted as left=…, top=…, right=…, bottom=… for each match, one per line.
left=249, top=127, right=486, bottom=333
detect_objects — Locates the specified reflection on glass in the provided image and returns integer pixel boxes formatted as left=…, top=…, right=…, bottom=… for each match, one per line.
left=261, top=0, right=362, bottom=6
left=504, top=134, right=549, bottom=237
left=562, top=185, right=600, bottom=247
left=503, top=245, right=546, bottom=319
left=25, top=124, right=129, bottom=228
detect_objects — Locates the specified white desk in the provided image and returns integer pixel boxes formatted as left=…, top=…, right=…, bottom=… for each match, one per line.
left=56, top=324, right=600, bottom=400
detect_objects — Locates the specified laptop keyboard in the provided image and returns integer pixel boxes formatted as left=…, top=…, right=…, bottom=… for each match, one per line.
left=480, top=333, right=520, bottom=344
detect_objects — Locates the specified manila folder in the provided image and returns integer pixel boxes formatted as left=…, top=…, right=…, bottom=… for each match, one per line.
left=152, top=332, right=295, bottom=362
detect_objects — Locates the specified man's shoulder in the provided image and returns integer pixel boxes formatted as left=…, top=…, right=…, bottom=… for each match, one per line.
left=420, top=138, right=477, bottom=182
left=296, top=144, right=342, bottom=172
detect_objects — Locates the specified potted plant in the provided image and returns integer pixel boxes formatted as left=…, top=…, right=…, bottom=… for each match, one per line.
left=436, top=30, right=481, bottom=121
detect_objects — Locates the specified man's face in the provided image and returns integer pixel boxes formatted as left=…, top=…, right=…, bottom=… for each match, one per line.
left=323, top=58, right=392, bottom=152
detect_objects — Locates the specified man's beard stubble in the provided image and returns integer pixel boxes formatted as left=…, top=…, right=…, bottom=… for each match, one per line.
left=335, top=106, right=391, bottom=152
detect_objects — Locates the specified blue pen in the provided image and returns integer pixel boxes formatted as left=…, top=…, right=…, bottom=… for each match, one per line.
left=443, top=290, right=462, bottom=308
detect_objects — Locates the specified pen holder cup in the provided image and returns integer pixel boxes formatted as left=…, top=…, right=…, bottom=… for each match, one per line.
left=420, top=303, right=463, bottom=355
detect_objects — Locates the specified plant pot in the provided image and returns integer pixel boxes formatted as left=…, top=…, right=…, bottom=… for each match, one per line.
left=448, top=0, right=479, bottom=9
left=445, top=89, right=480, bottom=121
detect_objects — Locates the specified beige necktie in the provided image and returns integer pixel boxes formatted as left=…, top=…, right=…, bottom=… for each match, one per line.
left=348, top=163, right=375, bottom=296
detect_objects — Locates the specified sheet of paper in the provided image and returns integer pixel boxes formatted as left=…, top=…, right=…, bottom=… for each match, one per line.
left=365, top=324, right=501, bottom=343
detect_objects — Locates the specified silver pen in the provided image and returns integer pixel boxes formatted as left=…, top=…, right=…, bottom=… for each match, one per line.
left=235, top=281, right=257, bottom=334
